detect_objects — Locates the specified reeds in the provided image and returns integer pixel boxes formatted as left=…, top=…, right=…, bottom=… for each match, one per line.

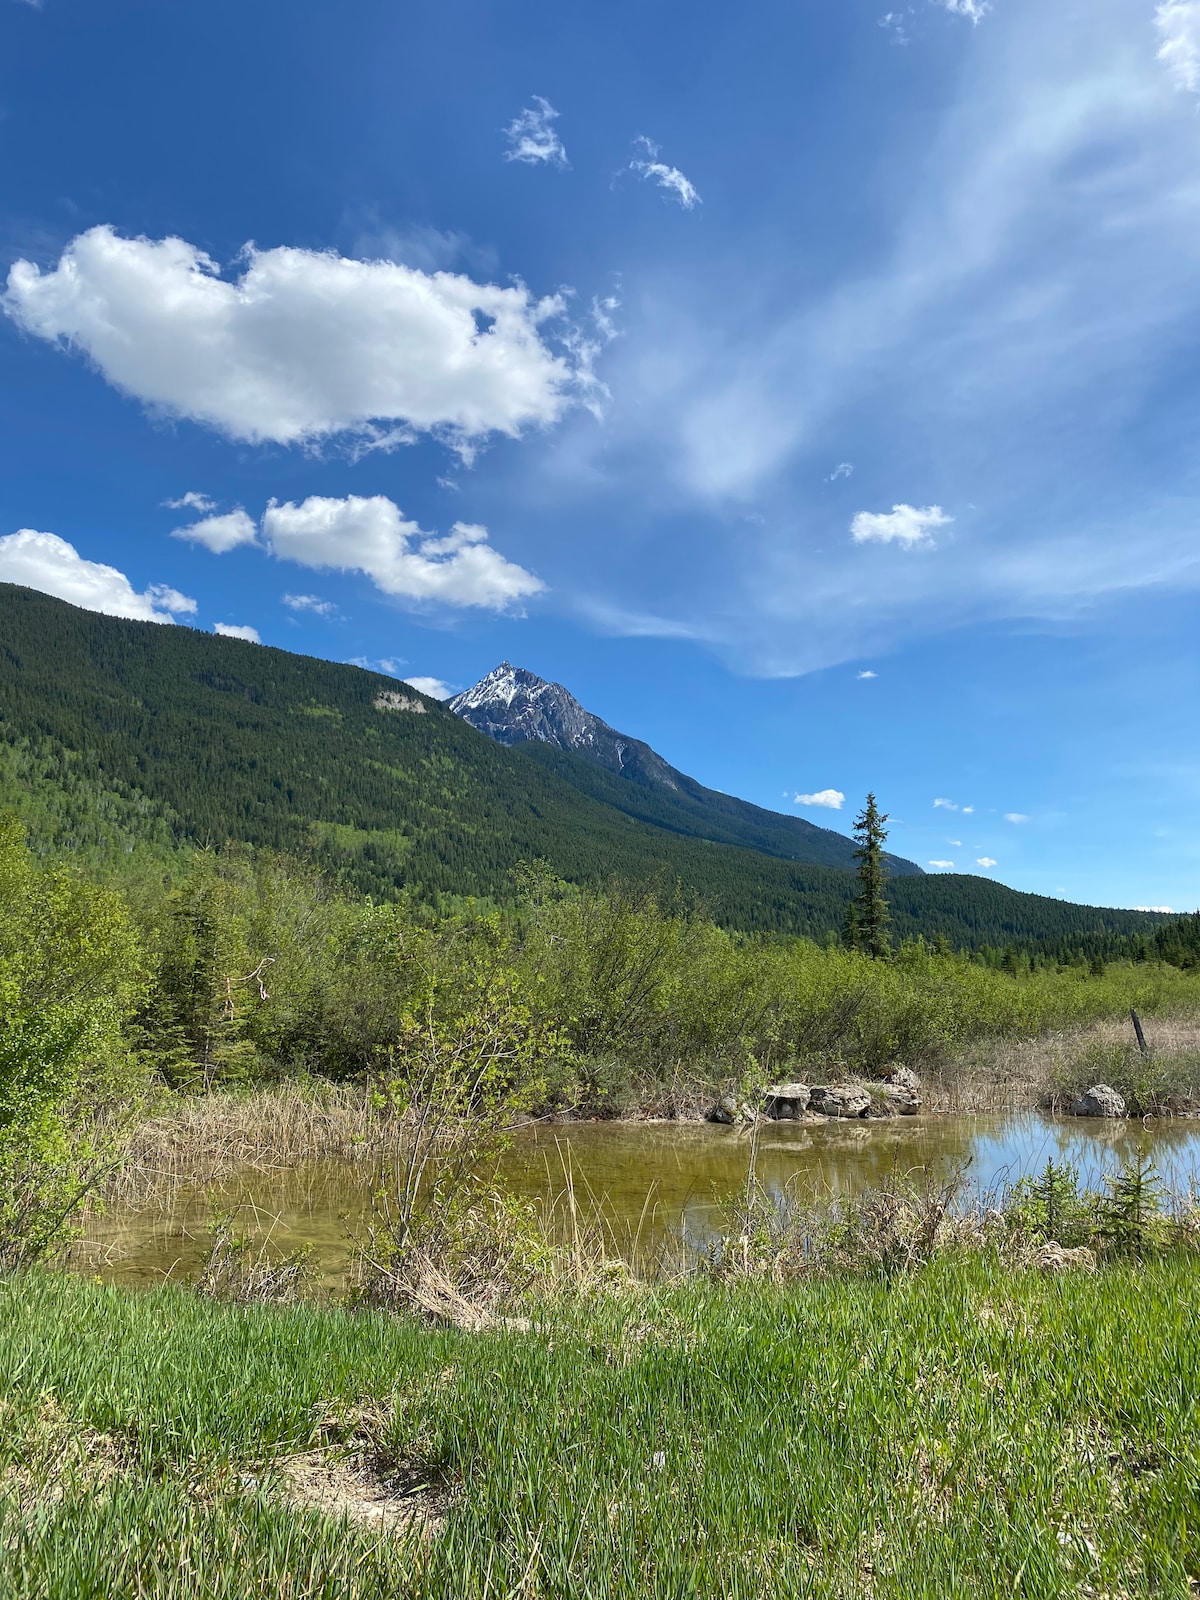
left=104, top=1081, right=389, bottom=1204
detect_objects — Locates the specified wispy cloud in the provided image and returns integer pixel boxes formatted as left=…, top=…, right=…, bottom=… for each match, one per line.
left=1004, top=811, right=1030, bottom=823
left=851, top=505, right=951, bottom=548
left=163, top=490, right=215, bottom=513
left=282, top=593, right=337, bottom=617
left=545, top=0, right=1200, bottom=677
left=504, top=97, right=568, bottom=167
left=933, top=797, right=959, bottom=811
left=628, top=137, right=701, bottom=210
left=794, top=788, right=845, bottom=809
left=1156, top=1, right=1200, bottom=92
left=857, top=669, right=877, bottom=679
left=940, top=0, right=990, bottom=23
left=828, top=462, right=854, bottom=481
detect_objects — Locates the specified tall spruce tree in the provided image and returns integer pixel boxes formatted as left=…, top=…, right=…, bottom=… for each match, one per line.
left=852, top=792, right=891, bottom=960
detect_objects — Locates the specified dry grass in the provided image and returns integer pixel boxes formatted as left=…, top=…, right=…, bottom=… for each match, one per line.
left=105, top=1081, right=389, bottom=1203
left=923, top=1012, right=1200, bottom=1113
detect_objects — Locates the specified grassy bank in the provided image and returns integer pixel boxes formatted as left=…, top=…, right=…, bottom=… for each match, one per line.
left=2, top=1260, right=1199, bottom=1598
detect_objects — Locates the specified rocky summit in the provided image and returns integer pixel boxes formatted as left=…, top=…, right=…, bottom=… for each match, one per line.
left=448, top=663, right=681, bottom=789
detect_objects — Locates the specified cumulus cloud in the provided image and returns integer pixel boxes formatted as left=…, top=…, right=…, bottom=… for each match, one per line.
left=214, top=622, right=260, bottom=642
left=933, top=797, right=959, bottom=810
left=851, top=504, right=951, bottom=548
left=4, top=226, right=582, bottom=452
left=1156, top=1, right=1200, bottom=91
left=261, top=495, right=544, bottom=609
left=1136, top=905, right=1175, bottom=913
left=404, top=676, right=456, bottom=700
left=504, top=97, right=568, bottom=166
left=794, top=788, right=845, bottom=809
left=928, top=859, right=955, bottom=869
left=171, top=508, right=258, bottom=554
left=1004, top=812, right=1030, bottom=823
left=629, top=138, right=701, bottom=210
left=857, top=669, right=877, bottom=679
left=0, top=529, right=196, bottom=623
left=976, top=856, right=998, bottom=868
left=164, top=490, right=216, bottom=513
left=282, top=593, right=337, bottom=616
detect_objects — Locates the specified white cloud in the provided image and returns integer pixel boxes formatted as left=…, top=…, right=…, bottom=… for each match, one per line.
left=504, top=97, right=568, bottom=167
left=171, top=508, right=258, bottom=554
left=962, top=806, right=975, bottom=815
left=1156, top=2, right=1200, bottom=92
left=164, top=490, right=216, bottom=513
left=1136, top=905, right=1174, bottom=913
left=214, top=622, right=260, bottom=642
left=940, top=0, right=990, bottom=22
left=948, top=838, right=962, bottom=846
left=933, top=797, right=958, bottom=810
left=928, top=859, right=956, bottom=869
left=1004, top=811, right=1030, bottom=823
left=261, top=495, right=544, bottom=609
left=0, top=529, right=196, bottom=623
left=282, top=592, right=337, bottom=616
left=794, top=788, right=845, bottom=809
left=629, top=138, right=702, bottom=210
left=404, top=676, right=456, bottom=701
left=4, top=226, right=583, bottom=452
left=851, top=504, right=952, bottom=548
left=857, top=669, right=877, bottom=679
left=828, top=462, right=854, bottom=481
left=976, top=856, right=998, bottom=868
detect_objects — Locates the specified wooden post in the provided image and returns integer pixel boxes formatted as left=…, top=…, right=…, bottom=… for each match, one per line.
left=1130, top=1008, right=1148, bottom=1055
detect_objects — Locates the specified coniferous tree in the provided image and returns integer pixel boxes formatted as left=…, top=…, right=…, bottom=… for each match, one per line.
left=852, top=793, right=891, bottom=960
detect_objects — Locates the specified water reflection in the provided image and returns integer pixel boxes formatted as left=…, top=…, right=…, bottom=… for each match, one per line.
left=81, top=1112, right=1200, bottom=1289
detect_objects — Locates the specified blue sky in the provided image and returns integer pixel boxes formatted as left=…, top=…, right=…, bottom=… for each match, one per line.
left=2, top=0, right=1199, bottom=911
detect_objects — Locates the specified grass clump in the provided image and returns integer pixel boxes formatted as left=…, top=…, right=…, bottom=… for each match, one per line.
left=2, top=1260, right=1200, bottom=1597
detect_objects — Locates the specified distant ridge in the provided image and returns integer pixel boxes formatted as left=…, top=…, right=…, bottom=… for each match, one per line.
left=450, top=662, right=922, bottom=877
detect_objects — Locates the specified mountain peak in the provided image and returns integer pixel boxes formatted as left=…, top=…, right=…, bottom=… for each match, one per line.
left=448, top=663, right=674, bottom=778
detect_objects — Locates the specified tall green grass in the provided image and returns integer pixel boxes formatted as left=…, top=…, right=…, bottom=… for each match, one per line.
left=2, top=1262, right=1199, bottom=1597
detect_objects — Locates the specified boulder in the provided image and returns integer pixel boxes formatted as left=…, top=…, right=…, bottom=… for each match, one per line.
left=707, top=1094, right=753, bottom=1125
left=809, top=1084, right=872, bottom=1119
left=873, top=1083, right=920, bottom=1116
left=762, top=1083, right=810, bottom=1120
left=884, top=1065, right=921, bottom=1093
left=1071, top=1083, right=1126, bottom=1119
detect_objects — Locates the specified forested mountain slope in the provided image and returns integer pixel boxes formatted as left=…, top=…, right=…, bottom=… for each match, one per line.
left=0, top=585, right=1170, bottom=950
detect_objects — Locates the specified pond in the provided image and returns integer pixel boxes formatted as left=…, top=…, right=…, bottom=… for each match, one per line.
left=82, top=1112, right=1200, bottom=1290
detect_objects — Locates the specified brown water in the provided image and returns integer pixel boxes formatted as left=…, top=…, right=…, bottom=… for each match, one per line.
left=80, top=1112, right=1200, bottom=1289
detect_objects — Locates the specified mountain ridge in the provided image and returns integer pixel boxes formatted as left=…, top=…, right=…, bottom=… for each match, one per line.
left=449, top=661, right=922, bottom=877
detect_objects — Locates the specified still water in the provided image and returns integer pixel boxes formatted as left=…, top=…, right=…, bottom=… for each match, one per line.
left=82, top=1113, right=1200, bottom=1289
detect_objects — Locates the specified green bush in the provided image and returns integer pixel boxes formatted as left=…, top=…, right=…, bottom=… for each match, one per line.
left=0, top=817, right=148, bottom=1264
